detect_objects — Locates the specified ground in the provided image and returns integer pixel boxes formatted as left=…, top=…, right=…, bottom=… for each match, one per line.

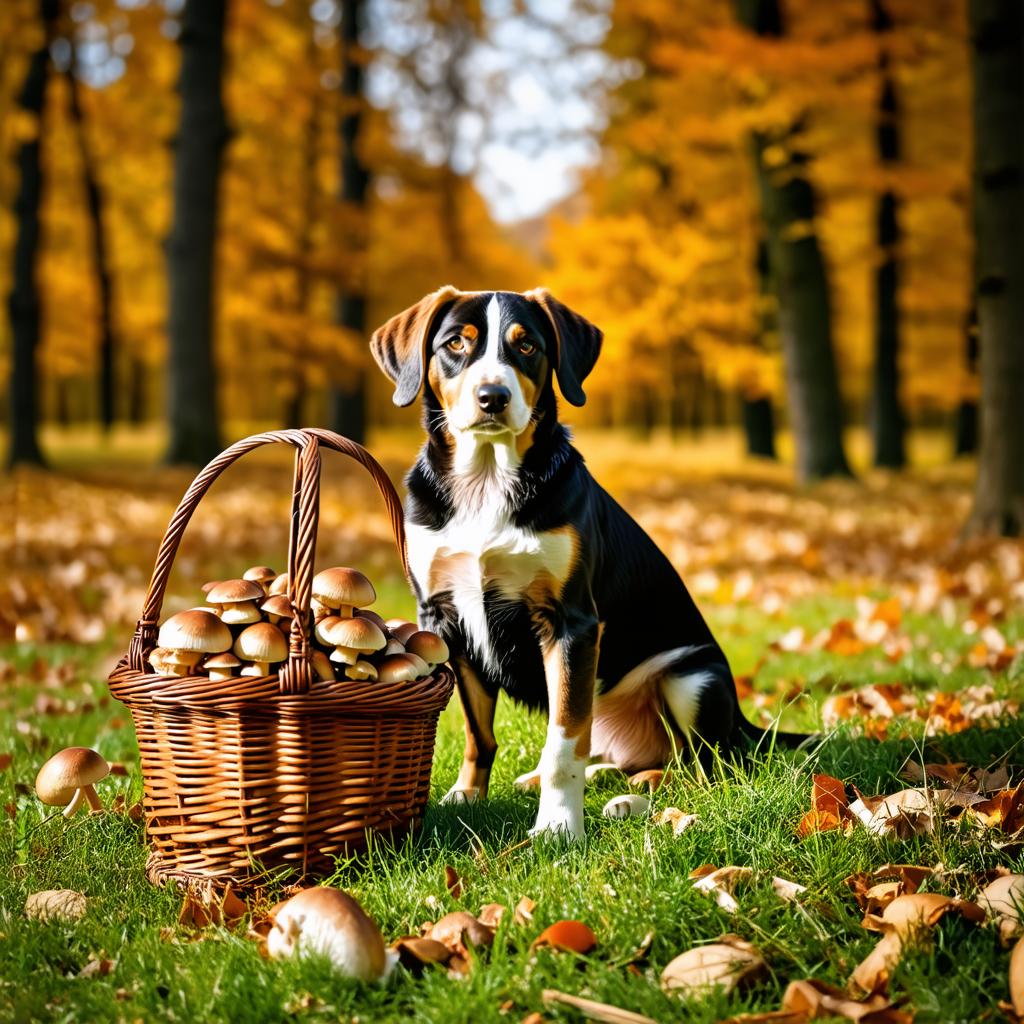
left=2, top=427, right=1022, bottom=1023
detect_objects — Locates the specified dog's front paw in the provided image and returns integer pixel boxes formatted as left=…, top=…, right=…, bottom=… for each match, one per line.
left=530, top=800, right=584, bottom=843
left=440, top=785, right=480, bottom=805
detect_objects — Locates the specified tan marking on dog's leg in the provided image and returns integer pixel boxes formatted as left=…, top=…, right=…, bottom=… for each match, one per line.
left=442, top=657, right=497, bottom=804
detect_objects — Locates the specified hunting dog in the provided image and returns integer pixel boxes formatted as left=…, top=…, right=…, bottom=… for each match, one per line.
left=370, top=286, right=794, bottom=841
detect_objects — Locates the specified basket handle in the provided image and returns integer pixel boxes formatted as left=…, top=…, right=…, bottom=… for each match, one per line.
left=127, top=428, right=409, bottom=694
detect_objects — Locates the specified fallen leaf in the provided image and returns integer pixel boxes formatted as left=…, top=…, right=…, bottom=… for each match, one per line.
left=390, top=936, right=452, bottom=972
left=771, top=876, right=808, bottom=903
left=692, top=865, right=753, bottom=913
left=784, top=977, right=912, bottom=1022
left=628, top=769, right=667, bottom=792
left=653, top=807, right=698, bottom=836
left=178, top=884, right=248, bottom=929
left=0, top=753, right=11, bottom=772
left=602, top=794, right=650, bottom=819
left=797, top=774, right=853, bottom=837
left=514, top=896, right=536, bottom=925
left=850, top=930, right=905, bottom=995
left=661, top=935, right=765, bottom=994
left=78, top=958, right=116, bottom=978
left=971, top=785, right=1024, bottom=834
left=445, top=865, right=464, bottom=899
left=428, top=911, right=494, bottom=958
left=876, top=892, right=984, bottom=937
left=478, top=902, right=506, bottom=929
left=532, top=920, right=597, bottom=954
left=542, top=989, right=657, bottom=1024
left=24, top=889, right=88, bottom=922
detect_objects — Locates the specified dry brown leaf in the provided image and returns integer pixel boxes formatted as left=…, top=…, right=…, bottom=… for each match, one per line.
left=445, top=865, right=464, bottom=899
left=24, top=889, right=87, bottom=922
left=391, top=936, right=452, bottom=972
left=875, top=892, right=984, bottom=937
left=541, top=989, right=657, bottom=1024
left=653, top=807, right=698, bottom=836
left=628, top=769, right=668, bottom=792
left=478, top=902, right=506, bottom=929
left=178, top=884, right=248, bottom=930
left=784, top=977, right=912, bottom=1023
left=798, top=774, right=853, bottom=837
left=850, top=930, right=905, bottom=995
left=531, top=920, right=597, bottom=954
left=428, top=911, right=495, bottom=958
left=971, top=785, right=1024, bottom=834
left=0, top=753, right=12, bottom=772
left=78, top=958, right=116, bottom=978
left=514, top=896, right=536, bottom=925
left=661, top=935, right=765, bottom=994
left=692, top=865, right=753, bottom=913
left=771, top=876, right=808, bottom=902
left=721, top=1011, right=807, bottom=1024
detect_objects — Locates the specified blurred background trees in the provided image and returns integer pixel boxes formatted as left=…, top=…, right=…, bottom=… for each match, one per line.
left=1, top=0, right=1020, bottom=534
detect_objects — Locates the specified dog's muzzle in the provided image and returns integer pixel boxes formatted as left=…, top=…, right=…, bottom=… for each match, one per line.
left=475, top=384, right=511, bottom=415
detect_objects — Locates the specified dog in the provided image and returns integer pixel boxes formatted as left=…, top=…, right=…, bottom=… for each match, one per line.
left=370, top=285, right=798, bottom=841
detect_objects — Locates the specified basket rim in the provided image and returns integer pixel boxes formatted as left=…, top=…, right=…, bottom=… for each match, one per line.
left=108, top=658, right=455, bottom=717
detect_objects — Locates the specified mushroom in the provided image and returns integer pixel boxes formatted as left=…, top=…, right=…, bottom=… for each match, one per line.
left=157, top=609, right=233, bottom=673
left=345, top=660, right=378, bottom=682
left=404, top=631, right=449, bottom=673
left=36, top=747, right=110, bottom=817
left=387, top=621, right=419, bottom=645
left=148, top=646, right=188, bottom=677
left=234, top=622, right=288, bottom=677
left=382, top=638, right=406, bottom=657
left=376, top=653, right=423, bottom=685
left=206, top=579, right=265, bottom=624
left=404, top=652, right=431, bottom=677
left=268, top=573, right=289, bottom=596
left=260, top=594, right=293, bottom=627
left=203, top=652, right=242, bottom=681
left=311, top=567, right=376, bottom=619
left=243, top=565, right=277, bottom=592
left=315, top=616, right=386, bottom=666
left=266, top=887, right=388, bottom=981
left=200, top=580, right=222, bottom=595
left=310, top=650, right=335, bottom=682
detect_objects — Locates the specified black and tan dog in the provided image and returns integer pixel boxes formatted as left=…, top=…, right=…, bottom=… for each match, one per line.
left=370, top=286, right=795, bottom=841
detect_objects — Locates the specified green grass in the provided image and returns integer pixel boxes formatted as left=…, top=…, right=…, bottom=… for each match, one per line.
left=3, top=591, right=1023, bottom=1024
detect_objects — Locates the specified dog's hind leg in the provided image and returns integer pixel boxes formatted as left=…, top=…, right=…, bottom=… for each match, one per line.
left=660, top=656, right=736, bottom=776
left=442, top=658, right=498, bottom=805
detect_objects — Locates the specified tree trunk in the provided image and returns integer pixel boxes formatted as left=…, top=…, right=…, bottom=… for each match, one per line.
left=126, top=354, right=146, bottom=425
left=869, top=0, right=906, bottom=468
left=6, top=0, right=57, bottom=468
left=164, top=0, right=227, bottom=465
left=736, top=0, right=853, bottom=481
left=743, top=395, right=777, bottom=458
left=329, top=0, right=369, bottom=443
left=966, top=0, right=1024, bottom=535
left=954, top=307, right=979, bottom=456
left=65, top=31, right=116, bottom=434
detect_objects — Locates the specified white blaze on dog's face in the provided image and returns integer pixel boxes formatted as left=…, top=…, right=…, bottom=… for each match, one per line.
left=425, top=292, right=548, bottom=442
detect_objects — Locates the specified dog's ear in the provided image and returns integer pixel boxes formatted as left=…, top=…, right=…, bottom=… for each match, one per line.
left=525, top=288, right=603, bottom=407
left=370, top=285, right=463, bottom=407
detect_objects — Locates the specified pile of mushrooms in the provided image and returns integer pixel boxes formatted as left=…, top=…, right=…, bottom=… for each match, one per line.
left=146, top=564, right=448, bottom=685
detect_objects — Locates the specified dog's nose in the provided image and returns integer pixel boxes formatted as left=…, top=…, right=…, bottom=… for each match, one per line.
left=476, top=384, right=511, bottom=414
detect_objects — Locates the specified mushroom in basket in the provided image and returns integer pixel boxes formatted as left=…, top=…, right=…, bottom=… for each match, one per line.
left=311, top=567, right=375, bottom=620
left=203, top=652, right=242, bottom=681
left=234, top=622, right=288, bottom=677
left=404, top=631, right=449, bottom=674
left=153, top=609, right=233, bottom=676
left=316, top=616, right=386, bottom=667
left=243, top=565, right=277, bottom=593
left=376, top=653, right=423, bottom=684
left=36, top=747, right=110, bottom=817
left=260, top=594, right=293, bottom=627
left=206, top=579, right=264, bottom=624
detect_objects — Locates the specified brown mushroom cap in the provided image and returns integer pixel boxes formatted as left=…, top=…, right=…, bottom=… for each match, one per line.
left=266, top=887, right=387, bottom=981
left=310, top=650, right=335, bottom=682
left=158, top=609, right=232, bottom=655
left=200, top=580, right=222, bottom=595
left=203, top=652, right=242, bottom=671
left=405, top=630, right=449, bottom=666
left=355, top=608, right=387, bottom=630
left=316, top=616, right=386, bottom=653
left=207, top=578, right=264, bottom=605
left=268, top=573, right=289, bottom=596
left=243, top=565, right=277, bottom=587
left=312, top=567, right=376, bottom=612
left=36, top=747, right=109, bottom=807
left=233, top=622, right=288, bottom=664
left=376, top=653, right=423, bottom=684
left=388, top=621, right=419, bottom=645
left=260, top=595, right=293, bottom=622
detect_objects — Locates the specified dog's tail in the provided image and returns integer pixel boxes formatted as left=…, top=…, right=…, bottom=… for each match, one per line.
left=731, top=711, right=816, bottom=753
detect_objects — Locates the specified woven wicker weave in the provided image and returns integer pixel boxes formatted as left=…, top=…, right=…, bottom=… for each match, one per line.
left=108, top=428, right=453, bottom=888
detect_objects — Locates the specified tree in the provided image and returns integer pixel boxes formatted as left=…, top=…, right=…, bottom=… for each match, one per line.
left=328, top=0, right=369, bottom=443
left=736, top=0, right=853, bottom=481
left=6, top=0, right=58, bottom=468
left=868, top=0, right=906, bottom=469
left=965, top=0, right=1024, bottom=535
left=63, top=10, right=116, bottom=433
left=164, top=0, right=228, bottom=465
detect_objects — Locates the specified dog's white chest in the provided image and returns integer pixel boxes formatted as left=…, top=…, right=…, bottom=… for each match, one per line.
left=406, top=504, right=574, bottom=672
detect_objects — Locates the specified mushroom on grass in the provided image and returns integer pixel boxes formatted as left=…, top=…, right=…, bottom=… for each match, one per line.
left=157, top=609, right=232, bottom=674
left=36, top=747, right=110, bottom=817
left=316, top=616, right=386, bottom=666
left=404, top=631, right=449, bottom=673
left=234, top=622, right=288, bottom=677
left=312, top=567, right=376, bottom=619
left=267, top=887, right=389, bottom=981
left=206, top=579, right=264, bottom=625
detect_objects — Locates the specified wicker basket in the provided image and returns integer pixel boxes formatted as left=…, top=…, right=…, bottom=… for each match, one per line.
left=108, top=428, right=454, bottom=889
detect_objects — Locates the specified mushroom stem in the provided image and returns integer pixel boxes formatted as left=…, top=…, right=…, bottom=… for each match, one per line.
left=253, top=661, right=270, bottom=676
left=331, top=645, right=359, bottom=666
left=63, top=788, right=85, bottom=818
left=208, top=668, right=235, bottom=681
left=339, top=603, right=354, bottom=619
left=83, top=784, right=103, bottom=812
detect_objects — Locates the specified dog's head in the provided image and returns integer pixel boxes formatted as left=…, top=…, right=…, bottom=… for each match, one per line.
left=370, top=286, right=602, bottom=440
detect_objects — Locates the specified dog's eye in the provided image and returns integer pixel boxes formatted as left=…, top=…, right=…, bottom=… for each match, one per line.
left=516, top=339, right=536, bottom=356
left=446, top=337, right=467, bottom=353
